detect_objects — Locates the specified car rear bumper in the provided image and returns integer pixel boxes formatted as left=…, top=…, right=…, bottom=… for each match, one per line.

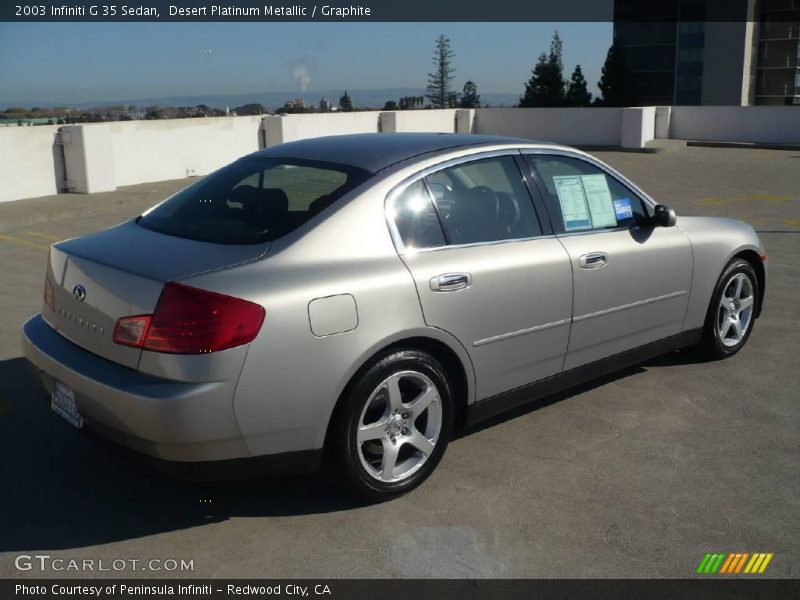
left=22, top=314, right=261, bottom=466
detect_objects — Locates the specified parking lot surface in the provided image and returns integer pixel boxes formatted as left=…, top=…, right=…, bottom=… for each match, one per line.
left=0, top=145, right=798, bottom=578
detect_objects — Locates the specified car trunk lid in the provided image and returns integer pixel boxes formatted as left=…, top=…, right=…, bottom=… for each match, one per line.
left=45, top=220, right=269, bottom=369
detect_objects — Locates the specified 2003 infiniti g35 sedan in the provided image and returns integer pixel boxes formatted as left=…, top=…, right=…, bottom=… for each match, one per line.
left=22, top=133, right=766, bottom=500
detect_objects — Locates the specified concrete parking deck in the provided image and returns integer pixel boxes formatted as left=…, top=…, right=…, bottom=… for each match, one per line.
left=0, top=145, right=798, bottom=578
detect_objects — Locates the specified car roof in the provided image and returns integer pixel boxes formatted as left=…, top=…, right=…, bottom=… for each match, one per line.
left=247, top=133, right=546, bottom=173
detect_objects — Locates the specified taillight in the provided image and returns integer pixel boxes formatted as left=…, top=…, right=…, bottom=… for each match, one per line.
left=113, top=315, right=151, bottom=348
left=113, top=282, right=265, bottom=354
left=44, top=274, right=55, bottom=312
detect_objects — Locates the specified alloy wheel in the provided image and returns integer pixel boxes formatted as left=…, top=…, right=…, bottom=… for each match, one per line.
left=356, top=370, right=443, bottom=483
left=716, top=272, right=754, bottom=347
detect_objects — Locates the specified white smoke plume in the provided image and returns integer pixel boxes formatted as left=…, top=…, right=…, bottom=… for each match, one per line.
left=287, top=55, right=317, bottom=100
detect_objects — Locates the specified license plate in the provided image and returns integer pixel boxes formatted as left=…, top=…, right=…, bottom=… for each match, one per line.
left=51, top=381, right=83, bottom=428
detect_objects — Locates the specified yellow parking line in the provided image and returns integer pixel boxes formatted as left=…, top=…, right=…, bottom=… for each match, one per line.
left=24, top=230, right=61, bottom=241
left=0, top=233, right=49, bottom=251
left=698, top=194, right=791, bottom=206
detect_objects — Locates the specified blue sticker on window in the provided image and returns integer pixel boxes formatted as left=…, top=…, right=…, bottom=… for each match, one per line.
left=613, top=198, right=633, bottom=220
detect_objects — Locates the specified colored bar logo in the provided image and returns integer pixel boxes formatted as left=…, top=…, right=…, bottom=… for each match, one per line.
left=696, top=552, right=773, bottom=574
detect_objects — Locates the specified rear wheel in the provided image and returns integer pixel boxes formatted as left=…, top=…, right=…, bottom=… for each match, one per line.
left=330, top=350, right=453, bottom=502
left=699, top=258, right=758, bottom=359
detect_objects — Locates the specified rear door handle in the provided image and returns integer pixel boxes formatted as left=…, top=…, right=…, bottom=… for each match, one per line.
left=579, top=252, right=608, bottom=269
left=430, top=273, right=472, bottom=292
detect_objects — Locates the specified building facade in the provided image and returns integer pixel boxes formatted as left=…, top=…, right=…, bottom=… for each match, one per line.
left=614, top=0, right=800, bottom=105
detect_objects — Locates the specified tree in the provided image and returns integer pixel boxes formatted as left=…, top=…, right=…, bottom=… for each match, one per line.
left=565, top=65, right=592, bottom=107
left=383, top=100, right=399, bottom=111
left=399, top=95, right=425, bottom=110
left=426, top=34, right=457, bottom=109
left=233, top=103, right=267, bottom=116
left=597, top=41, right=635, bottom=107
left=519, top=53, right=550, bottom=107
left=338, top=90, right=353, bottom=112
left=519, top=31, right=567, bottom=107
left=459, top=80, right=481, bottom=108
left=144, top=106, right=163, bottom=119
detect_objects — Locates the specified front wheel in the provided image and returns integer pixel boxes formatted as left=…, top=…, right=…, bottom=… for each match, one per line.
left=329, top=350, right=453, bottom=502
left=699, top=258, right=759, bottom=359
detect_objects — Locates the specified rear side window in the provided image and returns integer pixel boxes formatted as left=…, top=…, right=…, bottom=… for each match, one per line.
left=138, top=158, right=369, bottom=244
left=526, top=155, right=648, bottom=233
left=392, top=180, right=447, bottom=250
left=425, top=156, right=542, bottom=245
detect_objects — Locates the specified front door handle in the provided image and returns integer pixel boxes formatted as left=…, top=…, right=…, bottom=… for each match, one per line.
left=430, top=273, right=472, bottom=292
left=579, top=252, right=608, bottom=269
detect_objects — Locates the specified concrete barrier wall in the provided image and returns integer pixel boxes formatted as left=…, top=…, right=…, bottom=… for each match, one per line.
left=474, top=108, right=625, bottom=146
left=4, top=106, right=799, bottom=202
left=668, top=106, right=800, bottom=144
left=0, top=125, right=61, bottom=203
left=263, top=112, right=379, bottom=147
left=382, top=109, right=459, bottom=133
left=107, top=116, right=264, bottom=187
left=621, top=107, right=656, bottom=149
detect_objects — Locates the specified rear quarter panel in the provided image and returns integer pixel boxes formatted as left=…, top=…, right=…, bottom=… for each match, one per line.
left=183, top=174, right=476, bottom=457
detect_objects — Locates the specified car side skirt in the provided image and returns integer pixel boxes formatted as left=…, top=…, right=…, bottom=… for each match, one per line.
left=466, top=328, right=703, bottom=427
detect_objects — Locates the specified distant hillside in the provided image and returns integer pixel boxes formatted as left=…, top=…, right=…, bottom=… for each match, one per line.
left=1, top=88, right=520, bottom=111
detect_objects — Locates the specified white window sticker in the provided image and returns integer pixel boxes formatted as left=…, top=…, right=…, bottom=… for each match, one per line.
left=580, top=174, right=618, bottom=228
left=553, top=175, right=591, bottom=231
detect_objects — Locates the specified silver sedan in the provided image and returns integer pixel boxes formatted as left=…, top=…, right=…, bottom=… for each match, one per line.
left=22, top=134, right=766, bottom=500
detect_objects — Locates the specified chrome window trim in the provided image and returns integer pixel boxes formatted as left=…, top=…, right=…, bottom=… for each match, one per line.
left=384, top=148, right=549, bottom=256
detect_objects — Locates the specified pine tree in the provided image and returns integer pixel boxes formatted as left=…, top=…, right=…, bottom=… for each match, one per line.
left=338, top=90, right=353, bottom=112
left=459, top=80, right=481, bottom=108
left=519, top=53, right=550, bottom=107
left=519, top=31, right=566, bottom=107
left=565, top=65, right=592, bottom=106
left=597, top=42, right=635, bottom=107
left=426, top=35, right=457, bottom=109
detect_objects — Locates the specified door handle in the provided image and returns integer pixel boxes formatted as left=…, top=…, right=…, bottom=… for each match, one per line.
left=430, top=273, right=472, bottom=292
left=579, top=252, right=608, bottom=269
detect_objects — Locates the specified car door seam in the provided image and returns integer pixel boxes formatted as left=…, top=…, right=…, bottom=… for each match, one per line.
left=677, top=225, right=696, bottom=332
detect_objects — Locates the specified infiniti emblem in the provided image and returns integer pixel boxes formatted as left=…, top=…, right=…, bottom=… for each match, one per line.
left=72, top=285, right=86, bottom=302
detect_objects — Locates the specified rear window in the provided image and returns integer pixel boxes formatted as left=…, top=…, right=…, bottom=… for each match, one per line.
left=137, top=158, right=370, bottom=244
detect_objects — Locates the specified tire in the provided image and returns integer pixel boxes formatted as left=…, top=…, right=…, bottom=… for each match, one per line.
left=698, top=258, right=759, bottom=359
left=329, top=350, right=454, bottom=502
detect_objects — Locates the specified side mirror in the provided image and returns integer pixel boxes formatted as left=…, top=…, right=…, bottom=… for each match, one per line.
left=652, top=204, right=677, bottom=227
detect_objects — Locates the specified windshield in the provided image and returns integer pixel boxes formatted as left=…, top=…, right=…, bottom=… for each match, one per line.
left=137, top=157, right=370, bottom=244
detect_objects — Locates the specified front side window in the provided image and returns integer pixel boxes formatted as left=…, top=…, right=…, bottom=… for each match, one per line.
left=526, top=155, right=649, bottom=233
left=138, top=158, right=369, bottom=244
left=425, top=156, right=542, bottom=245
